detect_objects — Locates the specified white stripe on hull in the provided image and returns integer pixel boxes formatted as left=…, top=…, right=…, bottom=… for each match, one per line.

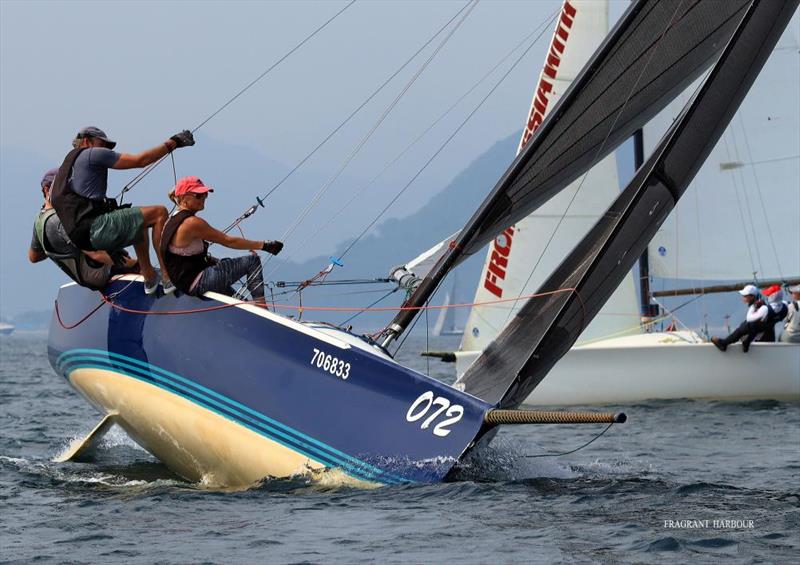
left=68, top=368, right=374, bottom=488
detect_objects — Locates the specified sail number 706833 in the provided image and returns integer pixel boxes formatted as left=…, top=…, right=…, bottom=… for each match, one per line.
left=311, top=348, right=350, bottom=379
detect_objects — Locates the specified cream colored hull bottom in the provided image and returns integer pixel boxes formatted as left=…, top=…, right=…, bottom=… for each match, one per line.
left=68, top=368, right=370, bottom=488
left=455, top=332, right=800, bottom=406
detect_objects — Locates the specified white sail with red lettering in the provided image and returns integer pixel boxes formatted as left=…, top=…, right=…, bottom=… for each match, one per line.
left=459, top=0, right=640, bottom=356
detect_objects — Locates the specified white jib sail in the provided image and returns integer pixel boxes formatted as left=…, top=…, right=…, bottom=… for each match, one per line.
left=645, top=12, right=800, bottom=282
left=459, top=0, right=641, bottom=358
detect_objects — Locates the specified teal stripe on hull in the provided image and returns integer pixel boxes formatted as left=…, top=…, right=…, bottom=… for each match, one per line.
left=57, top=349, right=411, bottom=485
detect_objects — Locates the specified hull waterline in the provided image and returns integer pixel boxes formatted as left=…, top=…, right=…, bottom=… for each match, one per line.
left=48, top=277, right=492, bottom=487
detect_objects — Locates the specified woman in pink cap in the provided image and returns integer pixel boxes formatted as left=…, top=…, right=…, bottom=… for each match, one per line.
left=160, top=176, right=283, bottom=300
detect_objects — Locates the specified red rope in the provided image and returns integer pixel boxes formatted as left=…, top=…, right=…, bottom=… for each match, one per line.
left=54, top=287, right=587, bottom=327
left=54, top=299, right=105, bottom=329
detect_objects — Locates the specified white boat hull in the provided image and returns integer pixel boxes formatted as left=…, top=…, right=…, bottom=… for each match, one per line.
left=455, top=332, right=800, bottom=405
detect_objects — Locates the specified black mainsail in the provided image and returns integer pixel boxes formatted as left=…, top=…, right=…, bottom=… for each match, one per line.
left=456, top=0, right=799, bottom=408
left=383, top=0, right=753, bottom=344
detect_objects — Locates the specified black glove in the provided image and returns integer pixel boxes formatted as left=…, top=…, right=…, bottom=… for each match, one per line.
left=170, top=130, right=195, bottom=148
left=262, top=240, right=284, bottom=255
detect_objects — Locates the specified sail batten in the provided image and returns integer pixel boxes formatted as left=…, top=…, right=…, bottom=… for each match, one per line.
left=456, top=0, right=799, bottom=408
left=384, top=0, right=753, bottom=344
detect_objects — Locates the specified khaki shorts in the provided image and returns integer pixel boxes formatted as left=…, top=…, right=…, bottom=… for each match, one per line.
left=89, top=207, right=145, bottom=251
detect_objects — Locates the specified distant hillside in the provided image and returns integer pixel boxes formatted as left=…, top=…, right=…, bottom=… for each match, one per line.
left=269, top=132, right=519, bottom=330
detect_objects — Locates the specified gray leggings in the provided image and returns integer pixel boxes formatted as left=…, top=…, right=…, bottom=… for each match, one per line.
left=193, top=255, right=264, bottom=300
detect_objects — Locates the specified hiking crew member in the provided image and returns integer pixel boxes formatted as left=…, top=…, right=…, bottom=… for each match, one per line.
left=711, top=284, right=769, bottom=353
left=758, top=285, right=789, bottom=342
left=160, top=176, right=283, bottom=300
left=29, top=168, right=135, bottom=289
left=50, top=126, right=194, bottom=294
left=781, top=284, right=800, bottom=344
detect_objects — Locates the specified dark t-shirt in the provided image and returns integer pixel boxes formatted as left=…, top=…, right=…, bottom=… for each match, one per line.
left=30, top=209, right=77, bottom=256
left=69, top=147, right=120, bottom=200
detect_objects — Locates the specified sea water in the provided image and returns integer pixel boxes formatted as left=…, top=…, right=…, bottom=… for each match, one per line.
left=1, top=332, right=798, bottom=563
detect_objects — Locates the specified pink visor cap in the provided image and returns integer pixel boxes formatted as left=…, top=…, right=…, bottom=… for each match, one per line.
left=174, top=176, right=214, bottom=197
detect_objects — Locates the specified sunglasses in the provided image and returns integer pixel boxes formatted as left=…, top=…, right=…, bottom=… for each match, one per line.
left=190, top=192, right=209, bottom=199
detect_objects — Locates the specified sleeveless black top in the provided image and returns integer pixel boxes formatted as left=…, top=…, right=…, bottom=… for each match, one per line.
left=160, top=210, right=213, bottom=294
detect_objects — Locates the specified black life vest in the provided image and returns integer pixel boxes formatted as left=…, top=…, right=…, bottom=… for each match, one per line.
left=34, top=208, right=112, bottom=291
left=160, top=210, right=213, bottom=294
left=50, top=147, right=120, bottom=250
left=767, top=301, right=789, bottom=323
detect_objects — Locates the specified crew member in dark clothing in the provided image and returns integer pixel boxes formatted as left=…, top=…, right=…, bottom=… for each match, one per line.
left=29, top=168, right=136, bottom=289
left=160, top=176, right=283, bottom=300
left=711, top=284, right=768, bottom=353
left=50, top=126, right=195, bottom=294
left=756, top=285, right=789, bottom=342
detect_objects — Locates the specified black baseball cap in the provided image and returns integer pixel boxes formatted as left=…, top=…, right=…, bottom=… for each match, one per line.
left=75, top=126, right=116, bottom=149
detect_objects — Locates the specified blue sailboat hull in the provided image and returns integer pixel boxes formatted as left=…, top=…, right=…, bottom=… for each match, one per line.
left=48, top=278, right=492, bottom=485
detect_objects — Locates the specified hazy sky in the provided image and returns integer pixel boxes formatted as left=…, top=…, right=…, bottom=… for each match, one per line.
left=4, top=0, right=630, bottom=316
left=2, top=0, right=596, bottom=170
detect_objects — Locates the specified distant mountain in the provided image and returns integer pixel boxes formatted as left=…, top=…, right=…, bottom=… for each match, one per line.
left=269, top=132, right=519, bottom=331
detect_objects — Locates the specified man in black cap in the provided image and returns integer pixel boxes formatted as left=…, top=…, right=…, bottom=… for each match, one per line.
left=51, top=126, right=194, bottom=293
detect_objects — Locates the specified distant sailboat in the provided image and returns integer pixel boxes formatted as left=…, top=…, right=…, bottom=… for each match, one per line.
left=432, top=274, right=463, bottom=337
left=0, top=322, right=14, bottom=336
left=447, top=0, right=800, bottom=404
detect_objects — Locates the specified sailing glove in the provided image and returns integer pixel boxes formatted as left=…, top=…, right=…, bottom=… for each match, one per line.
left=170, top=130, right=195, bottom=148
left=262, top=240, right=284, bottom=255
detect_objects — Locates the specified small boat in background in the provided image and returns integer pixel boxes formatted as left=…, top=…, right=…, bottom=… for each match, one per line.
left=432, top=275, right=463, bottom=337
left=0, top=322, right=15, bottom=336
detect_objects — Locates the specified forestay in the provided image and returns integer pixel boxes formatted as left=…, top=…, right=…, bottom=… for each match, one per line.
left=455, top=0, right=799, bottom=408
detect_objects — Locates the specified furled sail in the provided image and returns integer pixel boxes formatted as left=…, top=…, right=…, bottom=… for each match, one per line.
left=455, top=0, right=799, bottom=408
left=384, top=0, right=754, bottom=343
left=460, top=0, right=640, bottom=355
left=645, top=12, right=800, bottom=282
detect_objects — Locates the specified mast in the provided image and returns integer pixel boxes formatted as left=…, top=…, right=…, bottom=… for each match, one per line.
left=380, top=0, right=753, bottom=347
left=634, top=128, right=659, bottom=324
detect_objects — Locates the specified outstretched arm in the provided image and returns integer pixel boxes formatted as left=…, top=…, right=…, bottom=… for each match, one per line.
left=183, top=216, right=266, bottom=251
left=112, top=130, right=195, bottom=170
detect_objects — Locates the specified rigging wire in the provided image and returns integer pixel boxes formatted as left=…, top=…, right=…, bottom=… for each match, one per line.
left=736, top=113, right=784, bottom=281
left=266, top=8, right=560, bottom=277
left=259, top=0, right=480, bottom=281
left=336, top=9, right=557, bottom=264
left=218, top=0, right=478, bottom=237
left=728, top=124, right=766, bottom=278
left=115, top=0, right=357, bottom=200
left=496, top=0, right=691, bottom=330
left=722, top=134, right=760, bottom=277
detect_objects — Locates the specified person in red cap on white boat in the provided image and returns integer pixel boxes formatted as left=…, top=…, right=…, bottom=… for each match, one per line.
left=711, top=284, right=769, bottom=353
left=160, top=176, right=283, bottom=300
